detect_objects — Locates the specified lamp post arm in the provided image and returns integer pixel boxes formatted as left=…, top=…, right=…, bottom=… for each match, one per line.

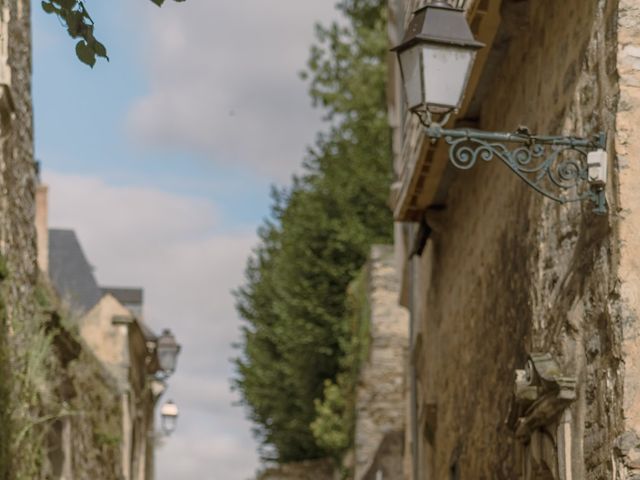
left=426, top=125, right=606, bottom=150
left=423, top=125, right=608, bottom=214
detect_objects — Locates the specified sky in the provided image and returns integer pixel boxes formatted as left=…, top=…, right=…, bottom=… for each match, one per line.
left=33, top=1, right=338, bottom=478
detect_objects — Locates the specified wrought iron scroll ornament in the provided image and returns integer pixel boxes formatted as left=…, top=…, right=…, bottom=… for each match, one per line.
left=425, top=125, right=608, bottom=214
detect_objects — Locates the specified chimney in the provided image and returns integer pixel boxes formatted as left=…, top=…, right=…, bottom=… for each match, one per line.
left=35, top=183, right=48, bottom=274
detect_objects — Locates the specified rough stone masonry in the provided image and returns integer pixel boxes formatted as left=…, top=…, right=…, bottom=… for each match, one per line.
left=389, top=0, right=640, bottom=478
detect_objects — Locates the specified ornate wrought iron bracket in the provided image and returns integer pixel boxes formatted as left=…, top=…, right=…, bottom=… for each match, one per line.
left=425, top=125, right=608, bottom=214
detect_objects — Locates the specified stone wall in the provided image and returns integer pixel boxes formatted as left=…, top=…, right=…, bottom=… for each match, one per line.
left=0, top=0, right=40, bottom=476
left=46, top=310, right=123, bottom=480
left=257, top=459, right=335, bottom=480
left=394, top=0, right=636, bottom=478
left=612, top=1, right=640, bottom=477
left=1, top=0, right=37, bottom=332
left=0, top=2, right=133, bottom=479
left=353, top=245, right=408, bottom=479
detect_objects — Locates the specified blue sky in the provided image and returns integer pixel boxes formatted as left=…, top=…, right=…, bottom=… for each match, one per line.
left=33, top=1, right=338, bottom=478
left=34, top=0, right=275, bottom=227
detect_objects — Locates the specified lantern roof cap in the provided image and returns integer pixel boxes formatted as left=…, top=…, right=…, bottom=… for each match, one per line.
left=161, top=400, right=179, bottom=417
left=157, top=328, right=180, bottom=348
left=391, top=1, right=484, bottom=52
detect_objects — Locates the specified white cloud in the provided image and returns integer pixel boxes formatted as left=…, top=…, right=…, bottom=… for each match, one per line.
left=44, top=171, right=260, bottom=480
left=127, top=0, right=339, bottom=181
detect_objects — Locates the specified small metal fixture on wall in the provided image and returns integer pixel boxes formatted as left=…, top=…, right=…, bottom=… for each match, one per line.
left=392, top=0, right=608, bottom=214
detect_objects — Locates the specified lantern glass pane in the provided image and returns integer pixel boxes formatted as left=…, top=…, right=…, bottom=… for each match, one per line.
left=158, top=348, right=177, bottom=374
left=398, top=45, right=424, bottom=111
left=162, top=414, right=177, bottom=434
left=422, top=44, right=475, bottom=110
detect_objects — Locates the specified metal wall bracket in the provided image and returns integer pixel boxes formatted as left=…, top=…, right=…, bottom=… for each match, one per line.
left=425, top=125, right=608, bottom=214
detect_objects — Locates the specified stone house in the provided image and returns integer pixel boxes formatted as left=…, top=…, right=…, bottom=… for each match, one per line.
left=0, top=0, right=177, bottom=476
left=36, top=186, right=172, bottom=480
left=44, top=229, right=167, bottom=480
left=386, top=0, right=640, bottom=479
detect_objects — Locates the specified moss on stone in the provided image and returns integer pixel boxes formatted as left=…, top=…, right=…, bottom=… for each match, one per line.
left=0, top=269, right=123, bottom=479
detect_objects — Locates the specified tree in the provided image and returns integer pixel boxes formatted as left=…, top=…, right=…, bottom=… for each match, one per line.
left=40, top=0, right=185, bottom=67
left=233, top=0, right=391, bottom=463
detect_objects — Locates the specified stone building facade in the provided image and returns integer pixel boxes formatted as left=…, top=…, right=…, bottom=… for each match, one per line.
left=387, top=0, right=640, bottom=479
left=0, top=1, right=173, bottom=477
left=43, top=220, right=170, bottom=480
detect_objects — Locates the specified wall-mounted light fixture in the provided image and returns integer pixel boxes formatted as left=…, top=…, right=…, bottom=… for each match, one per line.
left=160, top=400, right=179, bottom=436
left=156, top=329, right=181, bottom=377
left=392, top=0, right=608, bottom=214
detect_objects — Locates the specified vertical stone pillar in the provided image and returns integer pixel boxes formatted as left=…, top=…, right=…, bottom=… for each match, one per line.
left=616, top=0, right=640, bottom=475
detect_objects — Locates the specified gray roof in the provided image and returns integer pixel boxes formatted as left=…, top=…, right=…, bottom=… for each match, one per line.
left=48, top=230, right=157, bottom=342
left=48, top=229, right=102, bottom=313
left=101, top=287, right=143, bottom=306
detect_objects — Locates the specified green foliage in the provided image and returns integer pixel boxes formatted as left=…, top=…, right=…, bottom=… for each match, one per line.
left=310, top=267, right=370, bottom=463
left=0, top=275, right=122, bottom=479
left=0, top=263, right=56, bottom=480
left=40, top=0, right=186, bottom=67
left=67, top=352, right=122, bottom=476
left=233, top=0, right=390, bottom=464
left=9, top=287, right=58, bottom=479
left=94, top=430, right=121, bottom=447
left=311, top=379, right=351, bottom=454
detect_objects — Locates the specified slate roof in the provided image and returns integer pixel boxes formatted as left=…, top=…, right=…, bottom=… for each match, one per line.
left=48, top=229, right=157, bottom=342
left=101, top=287, right=143, bottom=306
left=48, top=229, right=102, bottom=313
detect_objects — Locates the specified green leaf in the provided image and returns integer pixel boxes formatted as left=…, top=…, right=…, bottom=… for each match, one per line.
left=57, top=0, right=75, bottom=10
left=75, top=40, right=95, bottom=67
left=92, top=40, right=108, bottom=59
left=42, top=0, right=186, bottom=65
left=41, top=1, right=55, bottom=14
left=66, top=10, right=84, bottom=37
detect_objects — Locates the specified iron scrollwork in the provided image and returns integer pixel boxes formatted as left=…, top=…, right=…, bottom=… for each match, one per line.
left=425, top=125, right=608, bottom=214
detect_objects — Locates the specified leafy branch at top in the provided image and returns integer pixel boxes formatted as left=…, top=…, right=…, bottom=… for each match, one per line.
left=40, top=0, right=186, bottom=67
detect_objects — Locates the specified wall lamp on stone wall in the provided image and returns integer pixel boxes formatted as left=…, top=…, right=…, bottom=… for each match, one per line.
left=160, top=400, right=179, bottom=436
left=157, top=329, right=181, bottom=378
left=392, top=0, right=608, bottom=214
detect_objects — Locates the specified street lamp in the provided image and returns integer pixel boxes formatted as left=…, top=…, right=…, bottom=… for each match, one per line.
left=156, top=329, right=181, bottom=377
left=160, top=400, right=179, bottom=435
left=392, top=1, right=608, bottom=214
left=391, top=0, right=483, bottom=122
